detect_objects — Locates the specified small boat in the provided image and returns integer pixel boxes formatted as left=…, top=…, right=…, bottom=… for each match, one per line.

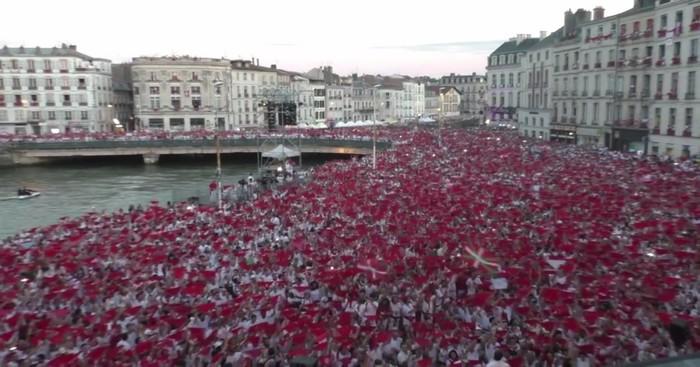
left=1, top=192, right=41, bottom=201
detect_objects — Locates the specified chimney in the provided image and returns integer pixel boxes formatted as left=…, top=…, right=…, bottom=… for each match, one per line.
left=593, top=6, right=605, bottom=20
left=69, top=45, right=77, bottom=51
left=540, top=31, right=548, bottom=39
left=61, top=43, right=67, bottom=49
left=271, top=64, right=276, bottom=70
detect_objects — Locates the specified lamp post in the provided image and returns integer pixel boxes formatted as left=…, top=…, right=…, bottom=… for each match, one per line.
left=438, top=92, right=444, bottom=148
left=372, top=84, right=382, bottom=170
left=213, top=81, right=225, bottom=211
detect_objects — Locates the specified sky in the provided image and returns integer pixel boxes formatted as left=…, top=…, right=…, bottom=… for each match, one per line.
left=0, top=0, right=630, bottom=77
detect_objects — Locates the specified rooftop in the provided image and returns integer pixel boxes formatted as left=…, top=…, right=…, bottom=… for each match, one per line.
left=0, top=44, right=110, bottom=62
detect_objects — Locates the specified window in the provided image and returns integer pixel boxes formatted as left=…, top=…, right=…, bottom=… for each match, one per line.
left=594, top=75, right=601, bottom=93
left=27, top=60, right=35, bottom=71
left=191, top=86, right=201, bottom=95
left=59, top=59, right=68, bottom=71
left=582, top=102, right=587, bottom=124
left=44, top=59, right=51, bottom=71
left=65, top=111, right=72, bottom=120
left=685, top=108, right=693, bottom=133
left=656, top=74, right=664, bottom=93
left=149, top=86, right=159, bottom=95
left=0, top=95, right=4, bottom=106
left=171, top=96, right=181, bottom=110
left=12, top=78, right=20, bottom=89
left=669, top=108, right=677, bottom=131
left=671, top=72, right=679, bottom=94
left=48, top=111, right=55, bottom=120
left=654, top=108, right=661, bottom=130
left=149, top=96, right=160, bottom=110
left=661, top=14, right=668, bottom=29
left=170, top=86, right=180, bottom=95
left=81, top=111, right=88, bottom=120
left=692, top=39, right=699, bottom=57
left=30, top=111, right=40, bottom=121
left=45, top=78, right=53, bottom=89
left=673, top=42, right=681, bottom=57
left=134, top=87, right=139, bottom=95
left=679, top=73, right=695, bottom=106
left=149, top=72, right=157, bottom=81
left=192, top=95, right=201, bottom=110
left=593, top=103, right=599, bottom=124
left=28, top=78, right=37, bottom=89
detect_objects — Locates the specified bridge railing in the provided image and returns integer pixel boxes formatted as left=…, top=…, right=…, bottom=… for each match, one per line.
left=7, top=138, right=391, bottom=151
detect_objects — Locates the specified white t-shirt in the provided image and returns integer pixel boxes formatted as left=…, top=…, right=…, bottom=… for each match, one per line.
left=486, top=361, right=510, bottom=367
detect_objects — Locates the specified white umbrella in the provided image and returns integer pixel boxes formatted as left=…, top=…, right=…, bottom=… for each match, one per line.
left=262, top=144, right=301, bottom=160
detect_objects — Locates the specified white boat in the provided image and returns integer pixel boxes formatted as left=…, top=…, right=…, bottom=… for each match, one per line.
left=0, top=192, right=41, bottom=201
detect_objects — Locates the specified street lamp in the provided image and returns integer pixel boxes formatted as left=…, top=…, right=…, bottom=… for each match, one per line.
left=372, top=84, right=382, bottom=170
left=438, top=92, right=444, bottom=148
left=213, top=80, right=225, bottom=211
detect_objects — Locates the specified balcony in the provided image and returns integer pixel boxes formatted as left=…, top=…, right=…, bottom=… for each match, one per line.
left=46, top=102, right=55, bottom=106
left=13, top=102, right=22, bottom=107
left=628, top=91, right=637, bottom=98
left=668, top=91, right=678, bottom=100
left=672, top=57, right=681, bottom=65
left=45, top=85, right=54, bottom=90
left=689, top=56, right=698, bottom=64
left=593, top=90, right=600, bottom=97
left=641, top=90, right=651, bottom=98
left=607, top=61, right=616, bottom=68
left=617, top=60, right=626, bottom=68
left=583, top=64, right=589, bottom=70
left=619, top=34, right=629, bottom=42
left=79, top=102, right=88, bottom=106
left=628, top=58, right=639, bottom=67
left=553, top=91, right=559, bottom=96
left=554, top=66, right=560, bottom=72
left=652, top=127, right=660, bottom=134
left=643, top=29, right=653, bottom=38
left=43, top=69, right=52, bottom=73
left=594, top=62, right=602, bottom=69
left=568, top=117, right=576, bottom=124
left=561, top=91, right=569, bottom=96
left=571, top=91, right=578, bottom=96
left=655, top=92, right=663, bottom=100
left=667, top=129, right=675, bottom=136
left=27, top=69, right=35, bottom=73
left=59, top=69, right=68, bottom=73
left=28, top=85, right=37, bottom=90
left=630, top=32, right=641, bottom=40
left=605, top=90, right=613, bottom=96
left=658, top=29, right=668, bottom=38
left=78, top=84, right=87, bottom=90
left=30, top=102, right=39, bottom=107
left=655, top=59, right=665, bottom=67
left=683, top=129, right=692, bottom=137
left=563, top=65, right=569, bottom=71
left=62, top=101, right=72, bottom=106
left=0, top=102, right=4, bottom=107
left=61, top=86, right=70, bottom=90
left=686, top=93, right=696, bottom=100
left=11, top=85, right=20, bottom=90
left=581, top=90, right=588, bottom=97
left=642, top=58, right=653, bottom=67
left=691, top=22, right=700, bottom=32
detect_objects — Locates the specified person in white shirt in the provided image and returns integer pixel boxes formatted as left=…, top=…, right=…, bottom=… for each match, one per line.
left=486, top=351, right=510, bottom=367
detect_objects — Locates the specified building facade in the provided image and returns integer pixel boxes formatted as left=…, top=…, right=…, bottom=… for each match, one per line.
left=438, top=73, right=488, bottom=115
left=0, top=44, right=113, bottom=134
left=425, top=86, right=461, bottom=118
left=491, top=0, right=700, bottom=158
left=486, top=35, right=541, bottom=123
left=231, top=59, right=278, bottom=128
left=519, top=31, right=556, bottom=140
left=131, top=56, right=231, bottom=131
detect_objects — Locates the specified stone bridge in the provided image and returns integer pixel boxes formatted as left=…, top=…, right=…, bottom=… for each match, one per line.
left=1, top=137, right=391, bottom=165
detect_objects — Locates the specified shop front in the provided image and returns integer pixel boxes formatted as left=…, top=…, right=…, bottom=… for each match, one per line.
left=550, top=124, right=576, bottom=144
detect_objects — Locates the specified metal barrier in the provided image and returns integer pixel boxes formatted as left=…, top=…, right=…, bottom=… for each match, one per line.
left=8, top=138, right=391, bottom=151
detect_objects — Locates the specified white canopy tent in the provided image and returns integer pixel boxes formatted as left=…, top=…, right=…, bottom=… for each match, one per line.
left=262, top=144, right=301, bottom=161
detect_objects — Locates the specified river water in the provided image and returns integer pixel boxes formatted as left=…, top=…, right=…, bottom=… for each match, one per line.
left=0, top=155, right=332, bottom=238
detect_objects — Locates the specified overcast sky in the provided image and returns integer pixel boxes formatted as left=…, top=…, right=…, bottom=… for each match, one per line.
left=0, top=0, right=629, bottom=77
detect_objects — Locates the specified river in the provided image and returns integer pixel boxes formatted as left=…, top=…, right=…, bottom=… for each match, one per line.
left=0, top=154, right=334, bottom=238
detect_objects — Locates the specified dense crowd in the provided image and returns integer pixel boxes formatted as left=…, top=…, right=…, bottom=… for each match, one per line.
left=1, top=129, right=699, bottom=367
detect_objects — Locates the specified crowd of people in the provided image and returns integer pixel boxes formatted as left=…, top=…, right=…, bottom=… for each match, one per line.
left=0, top=128, right=699, bottom=367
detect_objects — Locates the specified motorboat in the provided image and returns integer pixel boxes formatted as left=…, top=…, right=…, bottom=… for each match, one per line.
left=1, top=191, right=41, bottom=201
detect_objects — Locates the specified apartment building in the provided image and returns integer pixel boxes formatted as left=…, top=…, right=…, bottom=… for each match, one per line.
left=0, top=44, right=113, bottom=134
